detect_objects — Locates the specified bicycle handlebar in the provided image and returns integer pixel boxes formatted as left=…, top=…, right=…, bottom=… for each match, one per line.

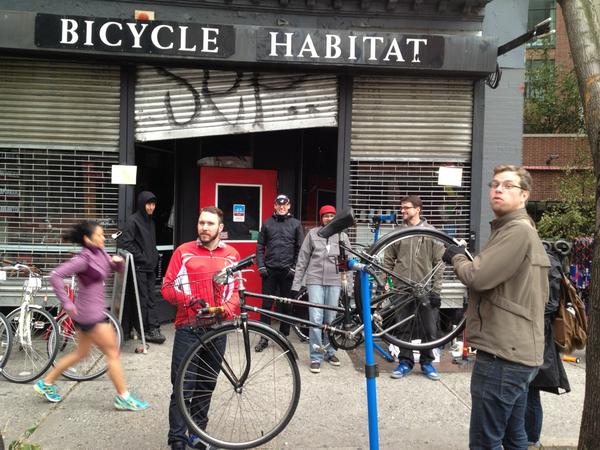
left=213, top=254, right=256, bottom=284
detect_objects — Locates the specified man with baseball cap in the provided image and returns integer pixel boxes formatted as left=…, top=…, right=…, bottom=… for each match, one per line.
left=255, top=193, right=304, bottom=352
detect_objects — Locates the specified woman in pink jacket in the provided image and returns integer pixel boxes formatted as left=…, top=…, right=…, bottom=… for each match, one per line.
left=34, top=220, right=148, bottom=411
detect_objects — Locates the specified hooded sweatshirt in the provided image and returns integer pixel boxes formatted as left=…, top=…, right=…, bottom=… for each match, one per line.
left=119, top=191, right=159, bottom=272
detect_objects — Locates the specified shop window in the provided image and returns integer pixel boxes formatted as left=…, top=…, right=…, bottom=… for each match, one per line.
left=216, top=184, right=261, bottom=241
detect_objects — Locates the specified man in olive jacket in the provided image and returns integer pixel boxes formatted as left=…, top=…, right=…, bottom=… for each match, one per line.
left=443, top=165, right=550, bottom=450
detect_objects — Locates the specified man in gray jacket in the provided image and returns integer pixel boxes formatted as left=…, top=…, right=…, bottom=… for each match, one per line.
left=384, top=195, right=444, bottom=381
left=443, top=165, right=550, bottom=449
left=292, top=205, right=350, bottom=373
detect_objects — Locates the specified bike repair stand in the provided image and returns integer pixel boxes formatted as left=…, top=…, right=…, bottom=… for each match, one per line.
left=359, top=268, right=380, bottom=450
left=369, top=214, right=397, bottom=363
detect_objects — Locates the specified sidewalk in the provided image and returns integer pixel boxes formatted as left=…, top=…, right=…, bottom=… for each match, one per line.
left=0, top=325, right=584, bottom=449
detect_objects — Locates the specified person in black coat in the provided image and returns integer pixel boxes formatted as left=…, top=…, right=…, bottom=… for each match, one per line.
left=119, top=191, right=166, bottom=344
left=254, top=194, right=304, bottom=351
left=525, top=250, right=571, bottom=447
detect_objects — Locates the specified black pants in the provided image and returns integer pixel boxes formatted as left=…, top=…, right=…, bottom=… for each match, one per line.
left=123, top=270, right=159, bottom=335
left=397, top=301, right=439, bottom=367
left=259, top=268, right=293, bottom=336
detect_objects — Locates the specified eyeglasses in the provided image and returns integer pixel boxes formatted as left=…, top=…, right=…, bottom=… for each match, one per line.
left=488, top=181, right=525, bottom=191
left=400, top=206, right=415, bottom=210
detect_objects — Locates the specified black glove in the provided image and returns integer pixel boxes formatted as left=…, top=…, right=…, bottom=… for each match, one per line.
left=442, top=245, right=466, bottom=264
left=258, top=267, right=269, bottom=278
left=429, top=292, right=442, bottom=308
left=287, top=267, right=296, bottom=279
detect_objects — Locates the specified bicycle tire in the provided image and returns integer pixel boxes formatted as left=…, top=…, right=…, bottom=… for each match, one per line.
left=176, top=320, right=301, bottom=449
left=1, top=306, right=59, bottom=383
left=48, top=310, right=123, bottom=381
left=0, top=312, right=12, bottom=370
left=362, top=227, right=471, bottom=351
left=291, top=289, right=310, bottom=342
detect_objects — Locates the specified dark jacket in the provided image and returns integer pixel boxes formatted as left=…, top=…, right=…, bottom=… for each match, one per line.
left=256, top=213, right=304, bottom=270
left=530, top=251, right=571, bottom=394
left=119, top=191, right=159, bottom=272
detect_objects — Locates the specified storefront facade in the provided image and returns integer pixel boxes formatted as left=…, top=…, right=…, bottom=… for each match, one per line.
left=0, top=0, right=526, bottom=305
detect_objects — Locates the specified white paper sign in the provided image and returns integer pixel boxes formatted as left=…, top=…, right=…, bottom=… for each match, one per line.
left=437, top=166, right=463, bottom=187
left=111, top=165, right=137, bottom=185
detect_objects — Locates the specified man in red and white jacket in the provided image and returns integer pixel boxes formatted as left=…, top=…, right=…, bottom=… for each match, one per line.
left=161, top=206, right=240, bottom=450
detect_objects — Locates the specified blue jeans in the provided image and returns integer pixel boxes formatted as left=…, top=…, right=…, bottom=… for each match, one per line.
left=469, top=351, right=539, bottom=450
left=524, top=388, right=542, bottom=444
left=168, top=327, right=226, bottom=446
left=307, top=285, right=340, bottom=363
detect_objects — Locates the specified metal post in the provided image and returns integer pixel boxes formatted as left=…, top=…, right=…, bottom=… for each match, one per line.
left=359, top=269, right=379, bottom=450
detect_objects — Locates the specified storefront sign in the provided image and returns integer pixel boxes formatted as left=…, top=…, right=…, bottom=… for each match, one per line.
left=257, top=29, right=444, bottom=67
left=35, top=14, right=235, bottom=57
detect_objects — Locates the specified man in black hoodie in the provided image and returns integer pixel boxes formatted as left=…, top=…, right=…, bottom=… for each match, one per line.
left=120, top=191, right=166, bottom=344
left=254, top=194, right=304, bottom=352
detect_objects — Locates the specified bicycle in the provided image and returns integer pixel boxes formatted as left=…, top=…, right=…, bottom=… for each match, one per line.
left=48, top=275, right=124, bottom=381
left=167, top=209, right=473, bottom=449
left=0, top=262, right=59, bottom=384
left=0, top=311, right=12, bottom=371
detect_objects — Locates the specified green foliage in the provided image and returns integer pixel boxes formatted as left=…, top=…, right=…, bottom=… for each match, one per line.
left=537, top=155, right=595, bottom=240
left=524, top=55, right=585, bottom=134
left=7, top=425, right=41, bottom=450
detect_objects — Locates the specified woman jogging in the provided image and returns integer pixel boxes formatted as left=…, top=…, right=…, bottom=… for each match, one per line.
left=34, top=220, right=149, bottom=411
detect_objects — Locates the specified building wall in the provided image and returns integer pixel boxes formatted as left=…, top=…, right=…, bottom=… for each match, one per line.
left=523, top=134, right=590, bottom=201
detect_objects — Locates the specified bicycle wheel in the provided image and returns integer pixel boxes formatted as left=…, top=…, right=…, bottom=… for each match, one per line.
left=2, top=306, right=59, bottom=383
left=0, top=312, right=12, bottom=369
left=48, top=310, right=123, bottom=381
left=291, top=289, right=310, bottom=342
left=362, top=227, right=471, bottom=350
left=176, top=321, right=301, bottom=449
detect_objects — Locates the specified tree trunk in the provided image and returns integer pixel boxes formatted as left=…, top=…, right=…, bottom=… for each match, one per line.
left=557, top=1, right=600, bottom=449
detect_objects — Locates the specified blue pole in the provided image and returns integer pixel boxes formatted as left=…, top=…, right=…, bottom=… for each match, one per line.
left=360, top=270, right=379, bottom=450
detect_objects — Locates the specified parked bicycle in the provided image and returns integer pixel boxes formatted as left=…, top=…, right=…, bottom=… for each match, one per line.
left=0, top=262, right=59, bottom=383
left=48, top=275, right=123, bottom=381
left=0, top=311, right=12, bottom=371
left=166, top=209, right=473, bottom=449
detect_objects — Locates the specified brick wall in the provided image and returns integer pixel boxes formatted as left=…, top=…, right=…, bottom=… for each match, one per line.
left=555, top=4, right=573, bottom=71
left=523, top=134, right=590, bottom=201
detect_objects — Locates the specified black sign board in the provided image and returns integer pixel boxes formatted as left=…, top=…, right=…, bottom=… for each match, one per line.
left=257, top=28, right=444, bottom=67
left=35, top=13, right=235, bottom=58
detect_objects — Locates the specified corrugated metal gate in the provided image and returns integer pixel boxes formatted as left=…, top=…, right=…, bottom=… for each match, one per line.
left=135, top=66, right=339, bottom=141
left=0, top=58, right=121, bottom=305
left=350, top=76, right=474, bottom=246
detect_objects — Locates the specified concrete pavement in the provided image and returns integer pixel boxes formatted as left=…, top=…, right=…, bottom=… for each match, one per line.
left=0, top=325, right=585, bottom=449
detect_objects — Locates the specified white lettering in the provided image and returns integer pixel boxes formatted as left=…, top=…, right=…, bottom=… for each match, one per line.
left=99, top=22, right=123, bottom=47
left=363, top=36, right=384, bottom=61
left=325, top=34, right=341, bottom=59
left=179, top=26, right=197, bottom=52
left=407, top=38, right=428, bottom=63
left=201, top=28, right=219, bottom=53
left=126, top=23, right=149, bottom=49
left=297, top=34, right=319, bottom=58
left=269, top=32, right=294, bottom=57
left=60, top=19, right=78, bottom=45
left=84, top=20, right=94, bottom=46
left=383, top=38, right=405, bottom=62
left=151, top=24, right=174, bottom=50
left=348, top=35, right=357, bottom=60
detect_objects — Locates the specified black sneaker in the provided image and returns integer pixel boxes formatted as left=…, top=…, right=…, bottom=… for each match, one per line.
left=145, top=328, right=166, bottom=344
left=254, top=337, right=269, bottom=352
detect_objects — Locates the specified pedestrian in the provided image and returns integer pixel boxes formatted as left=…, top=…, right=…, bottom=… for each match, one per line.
left=35, top=220, right=149, bottom=411
left=161, top=206, right=240, bottom=450
left=384, top=195, right=444, bottom=381
left=525, top=249, right=571, bottom=448
left=254, top=194, right=304, bottom=352
left=119, top=190, right=166, bottom=344
left=443, top=165, right=550, bottom=449
left=291, top=205, right=350, bottom=374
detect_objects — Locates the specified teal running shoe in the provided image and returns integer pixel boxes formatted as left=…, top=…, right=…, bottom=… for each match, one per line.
left=114, top=393, right=149, bottom=411
left=34, top=379, right=62, bottom=403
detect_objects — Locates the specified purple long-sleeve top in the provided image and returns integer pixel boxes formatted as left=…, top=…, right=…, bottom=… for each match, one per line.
left=50, top=246, right=124, bottom=325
